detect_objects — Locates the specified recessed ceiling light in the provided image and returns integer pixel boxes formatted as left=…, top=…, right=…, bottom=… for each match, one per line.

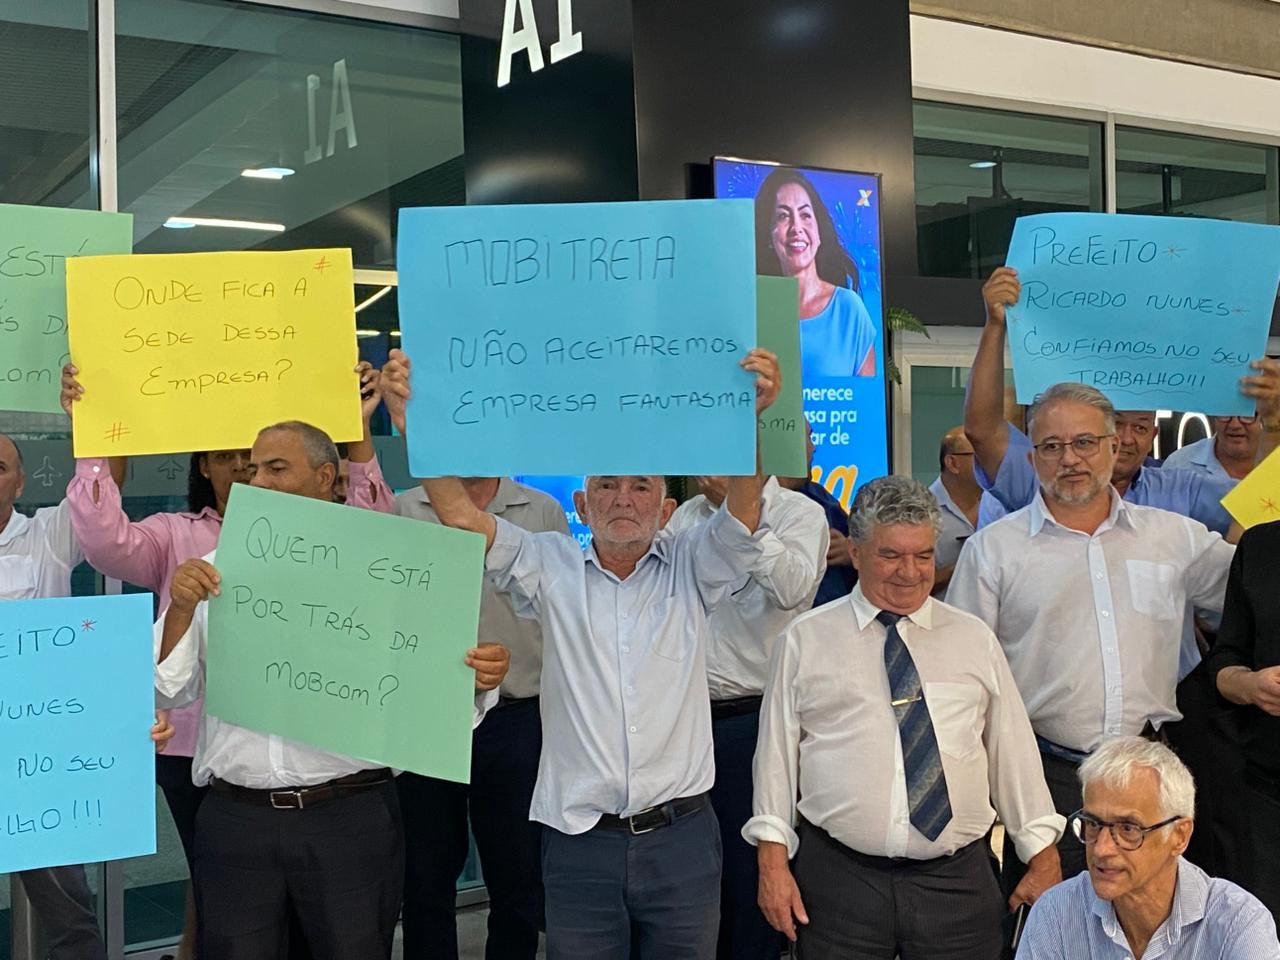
left=390, top=330, right=401, bottom=338
left=164, top=216, right=286, bottom=232
left=242, top=167, right=296, bottom=180
left=356, top=328, right=380, bottom=339
left=969, top=160, right=998, bottom=169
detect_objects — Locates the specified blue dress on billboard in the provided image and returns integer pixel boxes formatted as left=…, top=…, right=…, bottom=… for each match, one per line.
left=800, top=286, right=877, bottom=379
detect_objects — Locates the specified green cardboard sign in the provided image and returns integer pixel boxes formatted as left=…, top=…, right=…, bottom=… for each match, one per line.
left=206, top=484, right=485, bottom=782
left=0, top=204, right=133, bottom=413
left=757, top=276, right=808, bottom=478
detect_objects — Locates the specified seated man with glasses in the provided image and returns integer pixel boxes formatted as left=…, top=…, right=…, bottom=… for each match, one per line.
left=947, top=383, right=1235, bottom=886
left=1018, top=736, right=1278, bottom=958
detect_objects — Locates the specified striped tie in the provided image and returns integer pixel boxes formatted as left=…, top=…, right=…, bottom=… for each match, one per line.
left=876, top=610, right=952, bottom=842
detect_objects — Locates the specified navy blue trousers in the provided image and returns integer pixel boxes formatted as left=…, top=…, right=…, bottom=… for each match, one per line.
left=543, top=803, right=722, bottom=960
left=397, top=696, right=544, bottom=960
left=710, top=708, right=784, bottom=960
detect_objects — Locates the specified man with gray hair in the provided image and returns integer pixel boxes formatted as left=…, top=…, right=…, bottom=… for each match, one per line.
left=947, top=383, right=1236, bottom=884
left=748, top=475, right=1064, bottom=959
left=1018, top=736, right=1279, bottom=957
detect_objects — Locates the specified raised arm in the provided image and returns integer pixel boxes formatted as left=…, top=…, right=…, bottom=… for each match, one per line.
left=726, top=348, right=783, bottom=533
left=965, top=268, right=1018, bottom=482
left=345, top=361, right=396, bottom=513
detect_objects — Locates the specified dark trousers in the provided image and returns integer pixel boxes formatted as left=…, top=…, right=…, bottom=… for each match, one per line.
left=192, top=780, right=404, bottom=960
left=17, top=866, right=107, bottom=960
left=1164, top=662, right=1250, bottom=885
left=542, top=803, right=722, bottom=960
left=1244, top=768, right=1280, bottom=921
left=1001, top=751, right=1086, bottom=895
left=398, top=695, right=544, bottom=960
left=793, top=820, right=1004, bottom=960
left=709, top=706, right=783, bottom=960
left=155, top=753, right=208, bottom=868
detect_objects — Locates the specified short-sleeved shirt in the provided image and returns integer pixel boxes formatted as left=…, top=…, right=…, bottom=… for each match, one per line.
left=800, top=287, right=877, bottom=380
left=928, top=476, right=976, bottom=579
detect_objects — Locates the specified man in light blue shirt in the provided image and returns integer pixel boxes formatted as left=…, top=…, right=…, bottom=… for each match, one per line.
left=381, top=347, right=783, bottom=960
left=1018, top=736, right=1278, bottom=959
left=1163, top=416, right=1263, bottom=486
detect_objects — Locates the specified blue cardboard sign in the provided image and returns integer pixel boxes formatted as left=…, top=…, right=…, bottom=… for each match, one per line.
left=0, top=594, right=156, bottom=872
left=396, top=200, right=758, bottom=476
left=1005, top=213, right=1280, bottom=414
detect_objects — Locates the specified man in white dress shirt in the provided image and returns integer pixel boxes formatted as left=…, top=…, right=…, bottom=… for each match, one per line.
left=665, top=474, right=828, bottom=960
left=946, top=384, right=1235, bottom=885
left=154, top=421, right=510, bottom=960
left=380, top=346, right=782, bottom=960
left=748, top=475, right=1063, bottom=959
left=929, top=426, right=979, bottom=596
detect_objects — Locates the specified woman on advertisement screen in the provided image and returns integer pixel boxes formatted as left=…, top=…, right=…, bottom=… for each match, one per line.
left=755, top=167, right=877, bottom=379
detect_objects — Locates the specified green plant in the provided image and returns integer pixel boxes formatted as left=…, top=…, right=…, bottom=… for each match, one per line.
left=885, top=306, right=929, bottom=385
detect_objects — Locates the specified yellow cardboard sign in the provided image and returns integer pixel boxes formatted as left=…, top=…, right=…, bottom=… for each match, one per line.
left=1222, top=444, right=1280, bottom=529
left=67, top=249, right=362, bottom=456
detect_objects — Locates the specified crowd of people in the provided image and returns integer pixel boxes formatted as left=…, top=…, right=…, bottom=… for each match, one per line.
left=3, top=268, right=1280, bottom=960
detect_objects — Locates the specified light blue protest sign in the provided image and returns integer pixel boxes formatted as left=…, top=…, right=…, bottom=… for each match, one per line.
left=0, top=593, right=156, bottom=872
left=397, top=200, right=758, bottom=476
left=1005, top=213, right=1280, bottom=414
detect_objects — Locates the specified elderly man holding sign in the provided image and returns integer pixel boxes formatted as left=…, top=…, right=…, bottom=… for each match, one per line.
left=153, top=420, right=509, bottom=960
left=383, top=344, right=782, bottom=960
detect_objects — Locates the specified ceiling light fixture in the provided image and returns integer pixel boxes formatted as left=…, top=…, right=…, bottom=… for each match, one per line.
left=242, top=167, right=296, bottom=180
left=355, top=285, right=394, bottom=313
left=164, top=216, right=286, bottom=232
left=969, top=160, right=997, bottom=169
left=355, top=328, right=381, bottom=339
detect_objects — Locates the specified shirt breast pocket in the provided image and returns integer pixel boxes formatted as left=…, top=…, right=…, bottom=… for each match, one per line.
left=921, top=681, right=985, bottom=760
left=0, top=556, right=38, bottom=600
left=1125, top=560, right=1179, bottom=621
left=647, top=598, right=689, bottom=663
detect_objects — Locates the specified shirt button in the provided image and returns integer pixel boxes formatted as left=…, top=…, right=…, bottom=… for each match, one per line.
left=626, top=685, right=635, bottom=694
left=622, top=645, right=631, bottom=654
left=1095, top=573, right=1104, bottom=581
left=1101, top=611, right=1110, bottom=618
left=92, top=465, right=101, bottom=474
left=629, top=725, right=637, bottom=734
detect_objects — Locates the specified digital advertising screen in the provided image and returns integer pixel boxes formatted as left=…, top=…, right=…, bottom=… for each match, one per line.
left=714, top=157, right=891, bottom=508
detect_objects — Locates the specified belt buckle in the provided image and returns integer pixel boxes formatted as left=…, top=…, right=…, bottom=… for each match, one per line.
left=270, top=789, right=305, bottom=810
left=627, top=805, right=671, bottom=836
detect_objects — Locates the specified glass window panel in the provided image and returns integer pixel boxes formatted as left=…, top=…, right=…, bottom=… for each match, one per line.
left=1116, top=127, right=1280, bottom=224
left=914, top=101, right=1105, bottom=279
left=0, top=1, right=93, bottom=209
left=116, top=0, right=463, bottom=267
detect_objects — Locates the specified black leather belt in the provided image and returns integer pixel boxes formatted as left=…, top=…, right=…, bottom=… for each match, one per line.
left=210, top=767, right=392, bottom=810
left=595, top=793, right=709, bottom=835
left=711, top=695, right=763, bottom=720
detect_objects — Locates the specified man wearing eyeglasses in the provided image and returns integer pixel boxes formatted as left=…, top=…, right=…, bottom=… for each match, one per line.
left=946, top=383, right=1236, bottom=885
left=1018, top=736, right=1278, bottom=958
left=929, top=426, right=981, bottom=596
left=1162, top=413, right=1267, bottom=483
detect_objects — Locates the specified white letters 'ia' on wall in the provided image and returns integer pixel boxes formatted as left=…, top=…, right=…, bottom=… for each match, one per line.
left=497, top=0, right=583, bottom=87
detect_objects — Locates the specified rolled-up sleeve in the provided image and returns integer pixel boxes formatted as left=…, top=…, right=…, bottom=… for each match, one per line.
left=688, top=500, right=772, bottom=609
left=346, top=456, right=397, bottom=514
left=743, top=628, right=803, bottom=857
left=983, top=632, right=1065, bottom=862
left=67, top=459, right=166, bottom=588
left=153, top=603, right=206, bottom=708
left=747, top=497, right=828, bottom=611
left=473, top=688, right=499, bottom=728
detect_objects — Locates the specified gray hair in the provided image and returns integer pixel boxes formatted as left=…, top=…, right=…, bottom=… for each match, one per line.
left=257, top=421, right=339, bottom=473
left=1027, top=383, right=1117, bottom=437
left=848, top=475, right=942, bottom=543
left=1078, top=737, right=1195, bottom=822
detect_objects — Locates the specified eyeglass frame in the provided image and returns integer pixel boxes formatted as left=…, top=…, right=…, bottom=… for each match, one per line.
left=1212, top=414, right=1258, bottom=425
left=1067, top=809, right=1183, bottom=851
left=1030, top=433, right=1116, bottom=462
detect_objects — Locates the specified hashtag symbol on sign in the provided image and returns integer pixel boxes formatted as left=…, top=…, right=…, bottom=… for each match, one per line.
left=104, top=423, right=130, bottom=442
left=313, top=256, right=331, bottom=273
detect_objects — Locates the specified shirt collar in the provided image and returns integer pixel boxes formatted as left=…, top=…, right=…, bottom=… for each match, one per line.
left=0, top=509, right=31, bottom=547
left=849, top=583, right=934, bottom=632
left=1028, top=486, right=1134, bottom=537
left=929, top=476, right=974, bottom=528
left=1088, top=859, right=1206, bottom=945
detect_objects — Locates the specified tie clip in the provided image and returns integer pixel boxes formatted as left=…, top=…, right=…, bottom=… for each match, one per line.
left=891, top=695, right=922, bottom=707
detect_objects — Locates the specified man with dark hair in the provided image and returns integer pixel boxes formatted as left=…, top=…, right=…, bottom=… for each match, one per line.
left=154, top=420, right=511, bottom=960
left=929, top=426, right=980, bottom=595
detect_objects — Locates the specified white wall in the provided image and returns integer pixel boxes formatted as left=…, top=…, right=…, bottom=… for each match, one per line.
left=910, top=14, right=1280, bottom=144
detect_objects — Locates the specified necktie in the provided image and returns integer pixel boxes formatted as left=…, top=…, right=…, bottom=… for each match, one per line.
left=876, top=610, right=952, bottom=842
